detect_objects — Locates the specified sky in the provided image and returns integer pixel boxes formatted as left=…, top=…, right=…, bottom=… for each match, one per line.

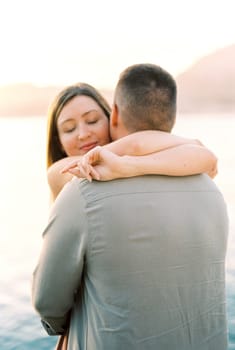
left=0, top=0, right=235, bottom=90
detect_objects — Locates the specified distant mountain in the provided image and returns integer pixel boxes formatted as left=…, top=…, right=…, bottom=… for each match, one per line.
left=176, top=44, right=235, bottom=113
left=0, top=44, right=234, bottom=116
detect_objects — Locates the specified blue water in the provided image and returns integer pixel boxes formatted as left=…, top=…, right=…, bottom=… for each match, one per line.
left=0, top=116, right=234, bottom=349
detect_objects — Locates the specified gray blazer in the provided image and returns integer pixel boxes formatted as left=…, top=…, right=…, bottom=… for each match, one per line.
left=32, top=174, right=229, bottom=350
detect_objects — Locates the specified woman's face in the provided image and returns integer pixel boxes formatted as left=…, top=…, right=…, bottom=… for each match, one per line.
left=57, top=95, right=111, bottom=156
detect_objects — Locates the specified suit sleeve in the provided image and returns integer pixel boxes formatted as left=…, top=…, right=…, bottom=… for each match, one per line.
left=32, top=179, right=88, bottom=335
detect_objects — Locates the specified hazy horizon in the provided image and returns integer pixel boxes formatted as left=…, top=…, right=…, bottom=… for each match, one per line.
left=0, top=42, right=234, bottom=90
left=1, top=0, right=235, bottom=89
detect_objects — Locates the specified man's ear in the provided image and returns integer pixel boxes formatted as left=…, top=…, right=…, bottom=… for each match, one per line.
left=110, top=103, right=119, bottom=127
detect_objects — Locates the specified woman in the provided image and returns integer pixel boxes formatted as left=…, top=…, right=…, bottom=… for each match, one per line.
left=47, top=82, right=217, bottom=201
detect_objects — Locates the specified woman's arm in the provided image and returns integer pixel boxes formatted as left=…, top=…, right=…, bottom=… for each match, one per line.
left=47, top=156, right=82, bottom=201
left=51, top=130, right=192, bottom=198
left=104, top=130, right=202, bottom=156
left=113, top=145, right=217, bottom=179
left=63, top=144, right=217, bottom=182
left=54, top=130, right=217, bottom=197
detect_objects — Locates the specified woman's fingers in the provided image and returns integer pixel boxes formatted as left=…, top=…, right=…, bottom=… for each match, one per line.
left=61, top=146, right=103, bottom=180
left=61, top=160, right=80, bottom=173
left=89, top=166, right=100, bottom=180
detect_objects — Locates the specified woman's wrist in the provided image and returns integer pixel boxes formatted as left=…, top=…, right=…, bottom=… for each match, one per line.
left=119, top=155, right=147, bottom=178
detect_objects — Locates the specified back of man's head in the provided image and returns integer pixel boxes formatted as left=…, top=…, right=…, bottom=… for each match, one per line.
left=114, top=63, right=177, bottom=133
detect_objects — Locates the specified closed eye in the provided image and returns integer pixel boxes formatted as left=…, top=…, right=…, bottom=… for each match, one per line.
left=64, top=126, right=76, bottom=133
left=86, top=119, right=98, bottom=125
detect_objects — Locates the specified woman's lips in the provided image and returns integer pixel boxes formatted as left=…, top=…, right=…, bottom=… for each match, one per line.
left=80, top=142, right=98, bottom=151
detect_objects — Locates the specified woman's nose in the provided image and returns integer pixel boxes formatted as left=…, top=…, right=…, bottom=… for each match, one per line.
left=77, top=125, right=91, bottom=140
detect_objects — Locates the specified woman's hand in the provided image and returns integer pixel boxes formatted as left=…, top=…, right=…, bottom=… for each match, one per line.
left=61, top=146, right=127, bottom=181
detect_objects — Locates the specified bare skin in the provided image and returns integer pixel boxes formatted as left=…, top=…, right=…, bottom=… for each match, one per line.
left=61, top=130, right=217, bottom=183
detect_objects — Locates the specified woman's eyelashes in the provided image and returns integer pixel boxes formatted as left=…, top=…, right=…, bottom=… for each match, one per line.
left=60, top=113, right=102, bottom=133
left=86, top=119, right=98, bottom=125
left=62, top=124, right=76, bottom=133
left=61, top=121, right=96, bottom=134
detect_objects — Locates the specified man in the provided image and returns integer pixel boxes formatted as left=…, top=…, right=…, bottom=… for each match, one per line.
left=32, top=64, right=229, bottom=349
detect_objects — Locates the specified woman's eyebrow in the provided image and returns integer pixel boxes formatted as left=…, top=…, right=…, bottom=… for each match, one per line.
left=82, top=109, right=98, bottom=117
left=58, top=118, right=74, bottom=126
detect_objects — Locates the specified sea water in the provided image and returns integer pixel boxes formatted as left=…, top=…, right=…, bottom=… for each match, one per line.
left=0, top=115, right=234, bottom=349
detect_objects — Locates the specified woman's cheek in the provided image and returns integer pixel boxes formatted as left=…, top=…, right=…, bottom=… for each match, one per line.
left=99, top=120, right=111, bottom=144
left=59, top=134, right=77, bottom=156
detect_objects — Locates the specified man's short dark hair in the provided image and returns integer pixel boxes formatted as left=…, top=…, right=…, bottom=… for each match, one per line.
left=114, top=63, right=177, bottom=132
